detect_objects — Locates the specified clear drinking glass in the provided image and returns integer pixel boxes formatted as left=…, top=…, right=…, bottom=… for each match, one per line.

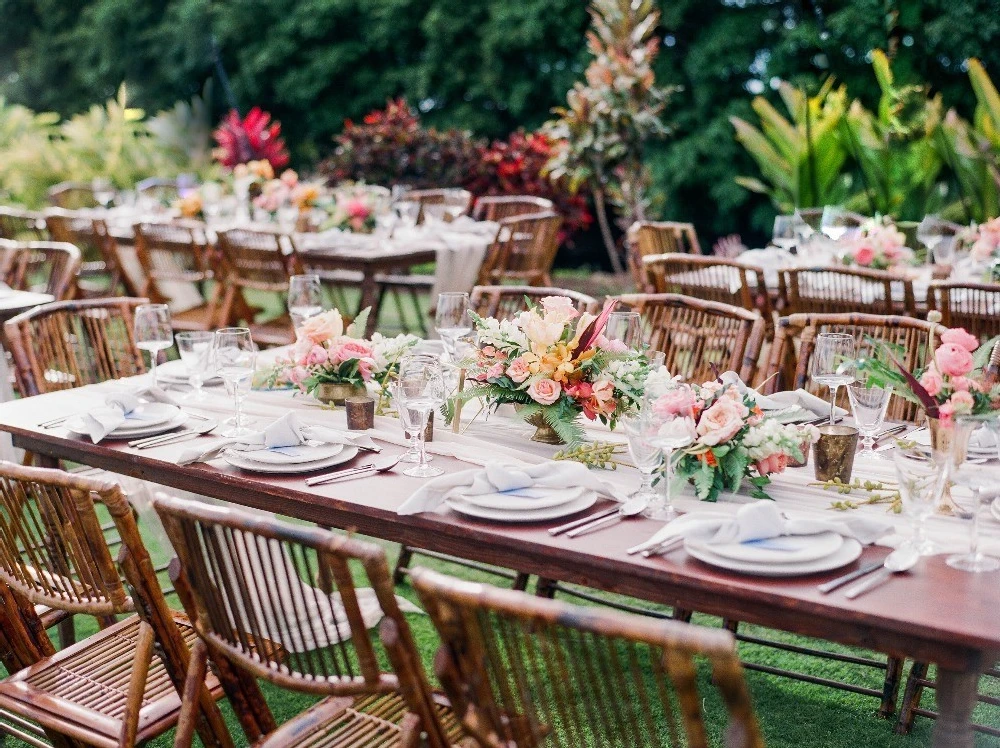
left=847, top=382, right=893, bottom=457
left=277, top=204, right=299, bottom=233
left=134, top=304, right=173, bottom=387
left=647, top=387, right=696, bottom=521
left=812, top=332, right=856, bottom=425
left=893, top=445, right=945, bottom=556
left=946, top=416, right=1000, bottom=573
left=604, top=311, right=642, bottom=350
left=175, top=331, right=215, bottom=401
left=820, top=206, right=850, bottom=242
left=92, top=178, right=116, bottom=209
left=622, top=413, right=663, bottom=506
left=917, top=215, right=945, bottom=260
left=213, top=328, right=256, bottom=438
left=392, top=382, right=428, bottom=464
left=772, top=215, right=798, bottom=251
left=397, top=357, right=447, bottom=478
left=435, top=292, right=472, bottom=363
left=287, top=274, right=324, bottom=329
left=395, top=201, right=420, bottom=228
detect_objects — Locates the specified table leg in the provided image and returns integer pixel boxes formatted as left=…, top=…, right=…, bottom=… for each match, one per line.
left=932, top=667, right=978, bottom=748
left=358, top=271, right=382, bottom=337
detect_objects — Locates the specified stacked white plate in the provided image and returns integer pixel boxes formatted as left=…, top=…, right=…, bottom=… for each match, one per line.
left=156, top=360, right=222, bottom=387
left=445, top=485, right=598, bottom=523
left=223, top=442, right=359, bottom=474
left=991, top=498, right=1000, bottom=524
left=685, top=531, right=862, bottom=577
left=65, top=403, right=188, bottom=440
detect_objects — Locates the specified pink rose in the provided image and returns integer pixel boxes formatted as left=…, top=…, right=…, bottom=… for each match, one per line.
left=935, top=342, right=974, bottom=377
left=919, top=368, right=943, bottom=397
left=486, top=362, right=505, bottom=379
left=949, top=390, right=975, bottom=414
left=506, top=357, right=531, bottom=383
left=696, top=398, right=747, bottom=446
left=280, top=169, right=299, bottom=188
left=357, top=359, right=374, bottom=382
left=755, top=453, right=788, bottom=476
left=305, top=344, right=328, bottom=366
left=540, top=296, right=580, bottom=324
left=345, top=199, right=371, bottom=220
left=527, top=378, right=562, bottom=406
left=940, top=328, right=979, bottom=353
left=938, top=402, right=955, bottom=427
left=951, top=376, right=972, bottom=392
left=288, top=366, right=309, bottom=386
left=299, top=310, right=344, bottom=344
left=853, top=244, right=876, bottom=266
left=653, top=386, right=695, bottom=417
left=595, top=334, right=628, bottom=353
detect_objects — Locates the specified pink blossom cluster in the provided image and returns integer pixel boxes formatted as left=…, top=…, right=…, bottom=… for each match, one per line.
left=918, top=327, right=982, bottom=424
left=965, top=218, right=1000, bottom=263
left=284, top=309, right=376, bottom=390
left=845, top=222, right=912, bottom=271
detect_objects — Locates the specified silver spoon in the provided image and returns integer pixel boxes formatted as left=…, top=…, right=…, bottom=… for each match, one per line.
left=566, top=496, right=648, bottom=538
left=843, top=546, right=919, bottom=599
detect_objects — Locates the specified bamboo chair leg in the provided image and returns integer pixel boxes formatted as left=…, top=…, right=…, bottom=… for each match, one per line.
left=119, top=620, right=155, bottom=747
left=56, top=618, right=75, bottom=649
left=393, top=546, right=415, bottom=585
left=174, top=638, right=211, bottom=748
left=880, top=656, right=905, bottom=718
left=897, top=662, right=930, bottom=734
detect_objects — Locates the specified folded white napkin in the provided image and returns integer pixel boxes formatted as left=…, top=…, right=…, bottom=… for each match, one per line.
left=718, top=371, right=846, bottom=419
left=628, top=500, right=892, bottom=555
left=81, top=386, right=179, bottom=443
left=177, top=412, right=379, bottom=465
left=397, top=460, right=627, bottom=515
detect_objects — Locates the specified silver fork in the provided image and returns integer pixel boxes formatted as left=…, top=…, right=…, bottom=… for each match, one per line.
left=130, top=421, right=218, bottom=449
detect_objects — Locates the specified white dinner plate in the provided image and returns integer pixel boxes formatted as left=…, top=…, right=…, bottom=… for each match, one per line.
left=156, top=360, right=222, bottom=385
left=224, top=446, right=359, bottom=474
left=991, top=498, right=1000, bottom=524
left=66, top=411, right=189, bottom=440
left=684, top=537, right=862, bottom=577
left=236, top=443, right=345, bottom=466
left=695, top=531, right=844, bottom=565
left=457, top=485, right=587, bottom=511
left=445, top=491, right=598, bottom=523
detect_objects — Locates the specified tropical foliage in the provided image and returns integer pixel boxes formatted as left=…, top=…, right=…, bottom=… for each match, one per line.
left=212, top=107, right=289, bottom=171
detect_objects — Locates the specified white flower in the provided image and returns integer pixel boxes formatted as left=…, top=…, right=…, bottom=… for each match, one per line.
left=643, top=365, right=676, bottom=398
left=516, top=309, right=564, bottom=348
left=370, top=332, right=419, bottom=373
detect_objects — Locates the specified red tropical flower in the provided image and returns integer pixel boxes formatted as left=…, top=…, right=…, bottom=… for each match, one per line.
left=213, top=107, right=290, bottom=171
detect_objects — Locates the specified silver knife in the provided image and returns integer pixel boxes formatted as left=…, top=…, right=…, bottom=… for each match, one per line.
left=844, top=568, right=893, bottom=599
left=816, top=561, right=884, bottom=594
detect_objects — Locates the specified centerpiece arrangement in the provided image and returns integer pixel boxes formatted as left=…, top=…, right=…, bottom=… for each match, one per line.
left=644, top=370, right=817, bottom=502
left=320, top=184, right=389, bottom=234
left=959, top=217, right=1000, bottom=266
left=457, top=298, right=647, bottom=444
left=841, top=217, right=915, bottom=272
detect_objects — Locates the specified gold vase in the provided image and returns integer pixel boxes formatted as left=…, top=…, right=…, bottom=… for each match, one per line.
left=315, top=382, right=367, bottom=406
left=523, top=411, right=566, bottom=445
left=927, top=417, right=971, bottom=514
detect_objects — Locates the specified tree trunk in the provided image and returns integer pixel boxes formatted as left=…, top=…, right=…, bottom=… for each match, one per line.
left=592, top=188, right=625, bottom=275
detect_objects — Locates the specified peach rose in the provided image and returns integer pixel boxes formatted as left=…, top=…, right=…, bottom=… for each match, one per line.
left=486, top=362, right=505, bottom=379
left=940, top=328, right=979, bottom=353
left=280, top=169, right=299, bottom=188
left=696, top=397, right=746, bottom=446
left=305, top=344, right=328, bottom=366
left=949, top=390, right=975, bottom=414
left=299, top=309, right=344, bottom=344
left=540, top=296, right=580, bottom=325
left=935, top=342, right=974, bottom=377
left=506, top=357, right=531, bottom=383
left=755, top=453, right=788, bottom=476
left=919, top=368, right=944, bottom=397
left=653, top=386, right=695, bottom=417
left=527, top=378, right=562, bottom=406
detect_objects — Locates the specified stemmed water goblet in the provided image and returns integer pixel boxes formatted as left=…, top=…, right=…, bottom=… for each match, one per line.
left=134, top=304, right=173, bottom=387
left=893, top=445, right=946, bottom=557
left=772, top=215, right=798, bottom=251
left=395, top=201, right=420, bottom=228
left=946, top=416, right=1000, bottom=573
left=847, top=382, right=893, bottom=458
left=213, top=328, right=256, bottom=438
left=820, top=206, right=850, bottom=242
left=92, top=178, right=116, bottom=209
left=604, top=311, right=642, bottom=350
left=287, top=274, right=324, bottom=329
left=646, top=386, right=696, bottom=521
left=397, top=356, right=447, bottom=478
left=812, top=332, right=856, bottom=425
left=435, top=292, right=472, bottom=363
left=622, top=412, right=663, bottom=508
left=175, top=331, right=215, bottom=401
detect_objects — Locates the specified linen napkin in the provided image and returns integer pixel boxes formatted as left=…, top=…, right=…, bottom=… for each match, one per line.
left=628, top=500, right=892, bottom=555
left=177, top=412, right=379, bottom=465
left=397, top=460, right=626, bottom=515
left=718, top=371, right=846, bottom=420
left=80, top=386, right=179, bottom=443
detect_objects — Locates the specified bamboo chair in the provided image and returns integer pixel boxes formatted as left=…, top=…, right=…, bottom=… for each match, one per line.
left=4, top=297, right=147, bottom=397
left=472, top=195, right=554, bottom=222
left=216, top=228, right=299, bottom=346
left=642, top=253, right=774, bottom=337
left=46, top=182, right=99, bottom=210
left=795, top=208, right=866, bottom=232
left=627, top=221, right=702, bottom=291
left=0, top=207, right=48, bottom=242
left=476, top=212, right=562, bottom=287
left=927, top=281, right=1000, bottom=343
left=153, top=495, right=467, bottom=748
left=411, top=567, right=763, bottom=748
left=471, top=284, right=598, bottom=321
left=762, top=312, right=946, bottom=423
left=897, top=663, right=1000, bottom=738
left=133, top=221, right=219, bottom=331
left=778, top=266, right=914, bottom=317
left=45, top=208, right=125, bottom=297
left=0, top=240, right=81, bottom=300
left=405, top=188, right=473, bottom=222
left=0, top=462, right=228, bottom=748
left=614, top=293, right=765, bottom=384
left=135, top=177, right=180, bottom=206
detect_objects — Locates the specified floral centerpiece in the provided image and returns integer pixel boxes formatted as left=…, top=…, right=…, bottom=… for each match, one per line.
left=320, top=184, right=387, bottom=234
left=841, top=217, right=915, bottom=272
left=251, top=169, right=324, bottom=219
left=959, top=217, right=1000, bottom=264
left=645, top=369, right=815, bottom=501
left=457, top=298, right=647, bottom=444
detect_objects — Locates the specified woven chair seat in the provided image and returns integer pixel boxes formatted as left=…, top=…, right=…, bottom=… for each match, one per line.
left=250, top=313, right=296, bottom=347
left=0, top=613, right=220, bottom=748
left=170, top=303, right=218, bottom=332
left=257, top=692, right=469, bottom=748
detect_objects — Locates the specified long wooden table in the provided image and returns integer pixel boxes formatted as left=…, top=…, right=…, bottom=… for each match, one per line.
left=0, top=388, right=997, bottom=746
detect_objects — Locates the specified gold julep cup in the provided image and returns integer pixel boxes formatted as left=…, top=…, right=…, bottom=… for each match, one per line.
left=813, top=425, right=859, bottom=482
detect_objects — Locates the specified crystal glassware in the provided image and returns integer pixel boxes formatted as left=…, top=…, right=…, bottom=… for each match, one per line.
left=397, top=357, right=446, bottom=478
left=812, top=332, right=856, bottom=425
left=435, top=292, right=472, bottom=363
left=604, top=311, right=642, bottom=350
left=820, top=206, right=850, bottom=242
left=134, top=304, right=173, bottom=387
left=893, top=445, right=945, bottom=556
left=213, top=328, right=256, bottom=438
left=946, top=416, right=1000, bottom=573
left=772, top=215, right=798, bottom=251
left=287, top=274, right=324, bottom=329
left=175, top=331, right=215, bottom=401
left=92, top=177, right=116, bottom=209
left=395, top=200, right=420, bottom=228
left=622, top=413, right=663, bottom=507
left=646, top=386, right=696, bottom=521
left=847, top=382, right=893, bottom=457
left=917, top=215, right=945, bottom=260
left=277, top=204, right=299, bottom=233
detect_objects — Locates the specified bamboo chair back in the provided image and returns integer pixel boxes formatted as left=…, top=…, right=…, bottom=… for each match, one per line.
left=763, top=313, right=947, bottom=422
left=136, top=177, right=180, bottom=206
left=216, top=227, right=297, bottom=293
left=0, top=240, right=81, bottom=300
left=46, top=182, right=99, bottom=210
left=0, top=207, right=48, bottom=242
left=477, top=212, right=562, bottom=287
left=615, top=293, right=765, bottom=384
left=796, top=208, right=866, bottom=232
left=472, top=195, right=554, bottom=222
left=134, top=221, right=214, bottom=294
left=4, top=297, right=147, bottom=396
left=779, top=266, right=913, bottom=316
left=471, top=284, right=599, bottom=322
left=927, top=281, right=1000, bottom=343
left=628, top=221, right=702, bottom=290
left=405, top=188, right=473, bottom=216
left=46, top=208, right=133, bottom=296
left=411, top=567, right=763, bottom=748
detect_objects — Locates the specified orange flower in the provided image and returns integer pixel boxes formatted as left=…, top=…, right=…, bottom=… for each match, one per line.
left=698, top=450, right=718, bottom=468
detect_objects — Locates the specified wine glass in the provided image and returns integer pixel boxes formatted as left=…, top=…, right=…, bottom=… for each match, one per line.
left=893, top=445, right=945, bottom=556
left=772, top=215, right=798, bottom=251
left=604, top=311, right=642, bottom=350
left=395, top=201, right=420, bottom=228
left=175, top=331, right=215, bottom=401
left=917, top=215, right=945, bottom=260
left=820, top=206, right=850, bottom=242
left=847, top=382, right=893, bottom=457
left=213, top=328, right=256, bottom=438
left=946, top=416, right=1000, bottom=573
left=397, top=357, right=446, bottom=478
left=134, top=304, right=173, bottom=387
left=435, top=292, right=472, bottom=363
left=392, top=380, right=433, bottom=464
left=622, top=413, right=663, bottom=507
left=277, top=204, right=299, bottom=233
left=647, top=386, right=696, bottom=521
left=812, top=333, right=856, bottom=425
left=287, top=274, right=324, bottom=329
left=92, top=178, right=116, bottom=209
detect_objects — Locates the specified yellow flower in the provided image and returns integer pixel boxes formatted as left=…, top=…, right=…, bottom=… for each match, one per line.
left=247, top=159, right=274, bottom=180
left=177, top=193, right=202, bottom=218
